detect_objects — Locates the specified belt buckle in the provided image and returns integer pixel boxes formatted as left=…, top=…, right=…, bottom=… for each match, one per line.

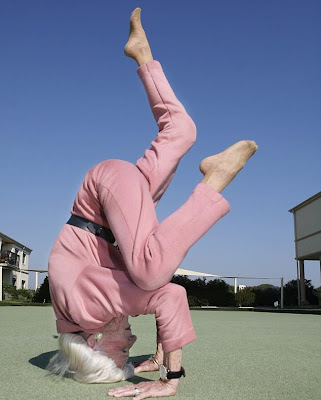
left=96, top=227, right=103, bottom=237
left=113, top=240, right=120, bottom=251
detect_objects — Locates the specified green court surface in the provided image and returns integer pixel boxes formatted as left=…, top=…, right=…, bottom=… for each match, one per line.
left=0, top=307, right=320, bottom=400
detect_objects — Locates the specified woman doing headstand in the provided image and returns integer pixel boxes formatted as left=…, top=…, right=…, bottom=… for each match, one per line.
left=47, top=8, right=258, bottom=399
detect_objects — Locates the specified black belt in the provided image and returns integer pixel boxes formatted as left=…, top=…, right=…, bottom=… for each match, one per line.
left=66, top=214, right=119, bottom=249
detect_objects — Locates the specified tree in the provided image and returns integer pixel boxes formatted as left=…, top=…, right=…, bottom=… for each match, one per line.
left=171, top=275, right=193, bottom=291
left=235, top=287, right=256, bottom=307
left=172, top=276, right=209, bottom=306
left=316, top=287, right=321, bottom=305
left=32, top=276, right=51, bottom=303
left=283, top=279, right=319, bottom=306
left=171, top=276, right=236, bottom=306
left=205, top=279, right=236, bottom=306
left=252, top=284, right=280, bottom=307
left=189, top=277, right=207, bottom=300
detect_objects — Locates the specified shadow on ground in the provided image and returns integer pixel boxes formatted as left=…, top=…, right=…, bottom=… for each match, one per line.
left=29, top=351, right=57, bottom=370
left=127, top=353, right=154, bottom=383
left=28, top=352, right=154, bottom=383
left=128, top=353, right=153, bottom=365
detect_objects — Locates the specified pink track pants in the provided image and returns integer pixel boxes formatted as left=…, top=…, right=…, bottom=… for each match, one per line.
left=49, top=61, right=230, bottom=352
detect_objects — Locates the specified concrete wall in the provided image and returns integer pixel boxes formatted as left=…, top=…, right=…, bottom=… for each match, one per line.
left=294, top=196, right=321, bottom=259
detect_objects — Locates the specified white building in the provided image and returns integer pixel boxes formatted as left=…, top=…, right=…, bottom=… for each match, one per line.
left=0, top=232, right=32, bottom=297
left=238, top=285, right=247, bottom=291
left=289, top=191, right=321, bottom=305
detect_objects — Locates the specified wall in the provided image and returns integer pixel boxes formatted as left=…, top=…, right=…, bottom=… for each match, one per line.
left=294, top=196, right=321, bottom=259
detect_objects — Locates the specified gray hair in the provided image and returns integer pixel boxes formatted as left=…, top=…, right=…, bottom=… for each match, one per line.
left=46, top=333, right=134, bottom=383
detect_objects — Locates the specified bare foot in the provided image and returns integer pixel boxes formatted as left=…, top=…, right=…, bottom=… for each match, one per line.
left=124, top=8, right=153, bottom=66
left=200, top=140, right=258, bottom=192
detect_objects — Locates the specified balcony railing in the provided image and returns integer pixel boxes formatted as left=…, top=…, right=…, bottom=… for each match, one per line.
left=0, top=250, right=20, bottom=267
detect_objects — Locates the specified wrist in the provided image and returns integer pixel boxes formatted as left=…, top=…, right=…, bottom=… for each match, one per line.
left=159, top=365, right=185, bottom=381
left=150, top=355, right=161, bottom=367
left=159, top=377, right=180, bottom=391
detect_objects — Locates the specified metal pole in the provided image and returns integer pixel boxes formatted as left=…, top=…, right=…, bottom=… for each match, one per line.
left=0, top=266, right=2, bottom=302
left=234, top=277, right=237, bottom=294
left=319, top=256, right=321, bottom=306
left=299, top=260, right=306, bottom=304
left=296, top=260, right=300, bottom=306
left=35, top=272, right=39, bottom=291
left=280, top=277, right=284, bottom=309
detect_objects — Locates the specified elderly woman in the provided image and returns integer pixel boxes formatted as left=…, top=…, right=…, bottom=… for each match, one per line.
left=47, top=8, right=257, bottom=399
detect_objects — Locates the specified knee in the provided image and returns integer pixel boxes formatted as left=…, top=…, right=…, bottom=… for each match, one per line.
left=176, top=116, right=197, bottom=151
left=152, top=283, right=189, bottom=322
left=188, top=116, right=197, bottom=143
left=161, top=283, right=188, bottom=305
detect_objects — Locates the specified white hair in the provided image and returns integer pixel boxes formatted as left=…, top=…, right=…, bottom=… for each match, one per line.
left=46, top=333, right=134, bottom=383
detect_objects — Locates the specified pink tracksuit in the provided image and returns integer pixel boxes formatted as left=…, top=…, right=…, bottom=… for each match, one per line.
left=48, top=60, right=230, bottom=352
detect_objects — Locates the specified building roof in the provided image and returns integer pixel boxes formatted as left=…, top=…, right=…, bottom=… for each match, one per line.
left=289, top=191, right=321, bottom=213
left=0, top=232, right=32, bottom=253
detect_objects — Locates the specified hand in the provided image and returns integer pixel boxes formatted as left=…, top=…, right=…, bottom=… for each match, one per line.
left=108, top=379, right=178, bottom=399
left=134, top=357, right=159, bottom=373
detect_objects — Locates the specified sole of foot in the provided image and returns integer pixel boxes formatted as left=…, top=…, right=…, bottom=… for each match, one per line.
left=200, top=140, right=258, bottom=192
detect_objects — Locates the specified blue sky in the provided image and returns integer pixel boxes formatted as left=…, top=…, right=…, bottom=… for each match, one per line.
left=1, top=0, right=320, bottom=289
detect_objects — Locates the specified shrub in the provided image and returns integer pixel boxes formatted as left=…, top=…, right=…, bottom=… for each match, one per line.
left=235, top=287, right=256, bottom=307
left=2, top=282, right=18, bottom=300
left=16, top=288, right=34, bottom=301
left=188, top=296, right=209, bottom=307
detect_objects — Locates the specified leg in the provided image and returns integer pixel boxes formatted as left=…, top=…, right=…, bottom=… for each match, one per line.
left=95, top=142, right=256, bottom=294
left=135, top=61, right=196, bottom=206
left=126, top=9, right=196, bottom=205
left=96, top=159, right=230, bottom=291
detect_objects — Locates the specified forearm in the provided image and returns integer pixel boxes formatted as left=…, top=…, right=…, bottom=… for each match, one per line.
left=163, top=348, right=182, bottom=391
